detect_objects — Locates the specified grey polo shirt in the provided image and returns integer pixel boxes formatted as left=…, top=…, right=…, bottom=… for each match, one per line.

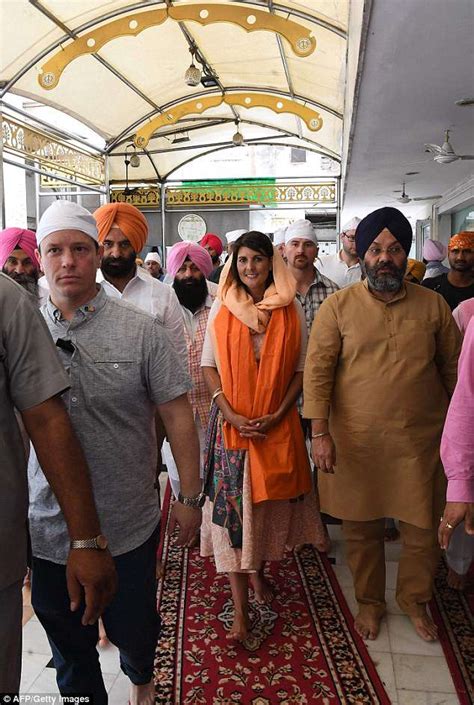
left=0, top=274, right=70, bottom=589
left=28, top=286, right=191, bottom=564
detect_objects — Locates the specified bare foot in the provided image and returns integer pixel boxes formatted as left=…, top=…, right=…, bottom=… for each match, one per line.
left=130, top=679, right=155, bottom=705
left=315, top=531, right=332, bottom=553
left=354, top=611, right=383, bottom=640
left=226, top=612, right=249, bottom=642
left=97, top=618, right=109, bottom=648
left=250, top=571, right=274, bottom=604
left=409, top=609, right=438, bottom=642
left=447, top=567, right=467, bottom=591
left=384, top=527, right=400, bottom=542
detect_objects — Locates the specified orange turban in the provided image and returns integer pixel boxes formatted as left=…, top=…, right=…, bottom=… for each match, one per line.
left=405, top=258, right=426, bottom=283
left=448, top=231, right=474, bottom=251
left=94, top=203, right=148, bottom=253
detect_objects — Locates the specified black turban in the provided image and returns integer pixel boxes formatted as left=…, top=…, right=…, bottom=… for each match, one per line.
left=355, top=207, right=412, bottom=258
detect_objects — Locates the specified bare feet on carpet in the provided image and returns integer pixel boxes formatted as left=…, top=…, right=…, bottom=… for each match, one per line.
left=409, top=609, right=438, bottom=641
left=226, top=612, right=250, bottom=642
left=447, top=567, right=467, bottom=591
left=354, top=611, right=383, bottom=640
left=156, top=559, right=165, bottom=580
left=250, top=571, right=274, bottom=604
left=97, top=618, right=109, bottom=648
left=130, top=679, right=155, bottom=705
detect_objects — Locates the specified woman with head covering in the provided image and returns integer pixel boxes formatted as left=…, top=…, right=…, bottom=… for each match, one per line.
left=201, top=231, right=325, bottom=642
left=422, top=238, right=449, bottom=280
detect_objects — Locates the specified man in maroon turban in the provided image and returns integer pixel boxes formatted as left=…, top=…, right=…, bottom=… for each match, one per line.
left=200, top=233, right=224, bottom=279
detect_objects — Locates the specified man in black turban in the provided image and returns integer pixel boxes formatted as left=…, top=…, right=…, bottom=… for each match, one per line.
left=355, top=207, right=412, bottom=297
left=303, top=206, right=461, bottom=644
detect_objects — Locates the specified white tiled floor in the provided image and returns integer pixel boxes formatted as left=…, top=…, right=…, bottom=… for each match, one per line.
left=20, top=519, right=461, bottom=704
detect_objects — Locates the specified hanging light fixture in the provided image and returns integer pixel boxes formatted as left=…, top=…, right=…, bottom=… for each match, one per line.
left=124, top=144, right=140, bottom=195
left=232, top=119, right=244, bottom=146
left=184, top=45, right=202, bottom=87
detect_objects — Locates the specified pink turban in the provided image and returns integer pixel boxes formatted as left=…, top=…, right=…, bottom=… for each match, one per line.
left=0, top=228, right=38, bottom=270
left=167, top=241, right=213, bottom=279
left=200, top=233, right=223, bottom=257
left=422, top=238, right=446, bottom=262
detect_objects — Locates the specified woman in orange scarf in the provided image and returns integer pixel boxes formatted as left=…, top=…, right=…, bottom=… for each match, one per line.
left=201, top=231, right=326, bottom=642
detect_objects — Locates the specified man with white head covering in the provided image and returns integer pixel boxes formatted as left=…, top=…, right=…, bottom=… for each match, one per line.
left=285, top=220, right=338, bottom=551
left=29, top=200, right=202, bottom=705
left=209, top=228, right=247, bottom=284
left=0, top=270, right=117, bottom=693
left=285, top=220, right=338, bottom=336
left=317, top=216, right=362, bottom=288
left=144, top=251, right=164, bottom=280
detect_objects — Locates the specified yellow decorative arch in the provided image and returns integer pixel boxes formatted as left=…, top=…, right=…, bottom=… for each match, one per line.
left=37, top=4, right=316, bottom=90
left=134, top=93, right=323, bottom=148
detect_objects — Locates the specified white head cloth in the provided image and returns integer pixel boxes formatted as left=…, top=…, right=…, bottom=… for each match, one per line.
left=285, top=219, right=318, bottom=245
left=273, top=227, right=287, bottom=246
left=145, top=252, right=161, bottom=264
left=225, top=229, right=247, bottom=244
left=36, top=200, right=98, bottom=247
left=341, top=216, right=361, bottom=233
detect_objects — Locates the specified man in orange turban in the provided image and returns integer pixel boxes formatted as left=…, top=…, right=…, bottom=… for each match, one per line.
left=423, top=231, right=474, bottom=310
left=95, top=202, right=148, bottom=254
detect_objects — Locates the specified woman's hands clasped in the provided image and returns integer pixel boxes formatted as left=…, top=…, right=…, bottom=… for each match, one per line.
left=227, top=411, right=281, bottom=440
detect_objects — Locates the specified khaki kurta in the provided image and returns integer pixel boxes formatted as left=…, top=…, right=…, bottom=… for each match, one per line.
left=303, top=280, right=461, bottom=530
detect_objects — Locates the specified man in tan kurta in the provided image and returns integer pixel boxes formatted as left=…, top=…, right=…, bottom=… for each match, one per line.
left=303, top=207, right=461, bottom=643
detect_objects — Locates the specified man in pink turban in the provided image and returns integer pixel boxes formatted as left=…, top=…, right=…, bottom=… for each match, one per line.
left=422, top=238, right=449, bottom=280
left=0, top=227, right=40, bottom=297
left=163, top=240, right=216, bottom=505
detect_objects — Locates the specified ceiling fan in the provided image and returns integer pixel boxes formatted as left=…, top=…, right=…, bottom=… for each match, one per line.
left=424, top=130, right=474, bottom=164
left=395, top=182, right=442, bottom=204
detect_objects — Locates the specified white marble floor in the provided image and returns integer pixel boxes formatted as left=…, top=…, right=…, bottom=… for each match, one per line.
left=20, top=520, right=461, bottom=705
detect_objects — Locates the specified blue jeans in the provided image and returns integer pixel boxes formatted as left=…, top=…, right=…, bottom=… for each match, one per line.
left=32, top=526, right=160, bottom=705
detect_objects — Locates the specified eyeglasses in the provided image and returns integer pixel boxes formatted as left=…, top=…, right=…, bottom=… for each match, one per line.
left=367, top=245, right=405, bottom=257
left=342, top=232, right=356, bottom=241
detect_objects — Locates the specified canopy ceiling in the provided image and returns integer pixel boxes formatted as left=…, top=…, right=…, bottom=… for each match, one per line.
left=0, top=0, right=349, bottom=182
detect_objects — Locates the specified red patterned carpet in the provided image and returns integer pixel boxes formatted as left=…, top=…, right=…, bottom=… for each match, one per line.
left=431, top=560, right=474, bottom=705
left=154, top=485, right=390, bottom=704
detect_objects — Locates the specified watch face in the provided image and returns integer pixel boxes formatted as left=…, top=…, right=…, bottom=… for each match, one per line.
left=96, top=534, right=108, bottom=550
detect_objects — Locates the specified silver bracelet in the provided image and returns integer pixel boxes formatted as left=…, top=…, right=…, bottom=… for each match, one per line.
left=211, top=388, right=224, bottom=402
left=311, top=431, right=330, bottom=439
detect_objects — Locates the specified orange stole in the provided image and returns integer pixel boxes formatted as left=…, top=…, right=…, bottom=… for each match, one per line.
left=213, top=303, right=312, bottom=503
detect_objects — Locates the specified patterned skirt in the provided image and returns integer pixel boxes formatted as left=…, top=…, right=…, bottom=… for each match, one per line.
left=200, top=405, right=327, bottom=573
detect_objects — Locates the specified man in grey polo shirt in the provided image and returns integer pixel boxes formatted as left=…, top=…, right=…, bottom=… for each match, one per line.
left=0, top=273, right=116, bottom=693
left=29, top=200, right=202, bottom=705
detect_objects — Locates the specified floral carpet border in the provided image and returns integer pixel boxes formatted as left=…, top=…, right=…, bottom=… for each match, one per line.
left=154, top=484, right=390, bottom=704
left=430, top=560, right=474, bottom=705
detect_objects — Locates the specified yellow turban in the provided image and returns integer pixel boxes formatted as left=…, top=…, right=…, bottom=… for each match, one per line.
left=448, top=231, right=474, bottom=251
left=405, top=258, right=426, bottom=283
left=94, top=203, right=148, bottom=253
